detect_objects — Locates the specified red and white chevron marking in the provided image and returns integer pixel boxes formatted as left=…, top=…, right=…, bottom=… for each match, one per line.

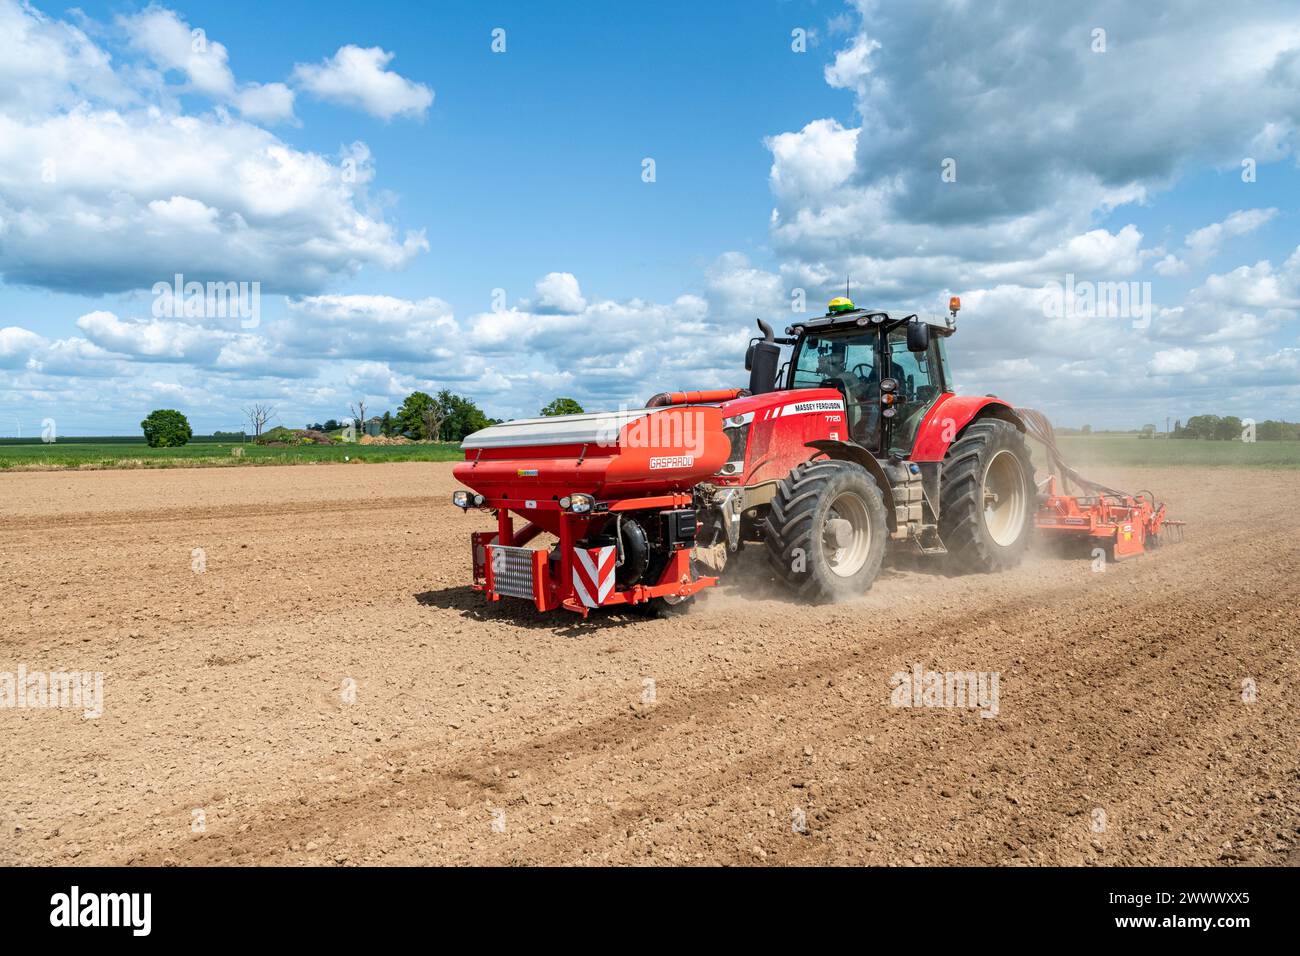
left=571, top=545, right=616, bottom=608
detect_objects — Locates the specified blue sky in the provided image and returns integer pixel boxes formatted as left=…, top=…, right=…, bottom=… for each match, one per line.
left=1, top=0, right=1298, bottom=435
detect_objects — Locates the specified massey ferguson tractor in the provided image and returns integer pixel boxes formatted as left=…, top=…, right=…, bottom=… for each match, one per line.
left=451, top=296, right=1176, bottom=614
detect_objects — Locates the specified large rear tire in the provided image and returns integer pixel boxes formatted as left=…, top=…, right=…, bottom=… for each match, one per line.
left=939, top=418, right=1033, bottom=573
left=764, top=459, right=888, bottom=602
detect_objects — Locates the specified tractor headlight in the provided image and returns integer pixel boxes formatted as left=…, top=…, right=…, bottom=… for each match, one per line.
left=566, top=493, right=595, bottom=513
left=723, top=414, right=750, bottom=474
left=452, top=491, right=470, bottom=508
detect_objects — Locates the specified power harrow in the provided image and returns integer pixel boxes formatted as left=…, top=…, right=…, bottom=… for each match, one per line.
left=1018, top=408, right=1185, bottom=561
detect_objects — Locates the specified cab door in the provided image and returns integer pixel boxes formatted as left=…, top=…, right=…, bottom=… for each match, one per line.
left=884, top=326, right=945, bottom=456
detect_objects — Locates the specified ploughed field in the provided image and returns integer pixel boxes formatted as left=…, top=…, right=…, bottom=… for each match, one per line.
left=1, top=462, right=1296, bottom=865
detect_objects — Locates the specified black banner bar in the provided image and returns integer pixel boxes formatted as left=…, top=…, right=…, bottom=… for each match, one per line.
left=0, top=865, right=1276, bottom=941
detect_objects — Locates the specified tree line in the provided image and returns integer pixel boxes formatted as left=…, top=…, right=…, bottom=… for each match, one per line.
left=140, top=394, right=588, bottom=447
left=306, top=393, right=587, bottom=441
left=302, top=390, right=496, bottom=441
left=1168, top=416, right=1299, bottom=441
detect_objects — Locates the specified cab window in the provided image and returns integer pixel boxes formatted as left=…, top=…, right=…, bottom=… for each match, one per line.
left=790, top=330, right=877, bottom=389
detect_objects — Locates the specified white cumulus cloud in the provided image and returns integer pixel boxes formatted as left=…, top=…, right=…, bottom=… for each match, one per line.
left=120, top=6, right=296, bottom=123
left=293, top=45, right=433, bottom=120
left=0, top=2, right=423, bottom=294
left=533, top=272, right=587, bottom=314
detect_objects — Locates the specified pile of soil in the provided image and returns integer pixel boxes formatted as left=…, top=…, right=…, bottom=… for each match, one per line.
left=256, top=428, right=336, bottom=446
left=359, top=435, right=413, bottom=445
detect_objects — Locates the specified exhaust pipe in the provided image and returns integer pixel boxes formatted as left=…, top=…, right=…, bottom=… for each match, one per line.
left=747, top=318, right=780, bottom=395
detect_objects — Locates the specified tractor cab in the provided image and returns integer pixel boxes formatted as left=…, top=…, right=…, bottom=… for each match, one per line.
left=778, top=297, right=954, bottom=458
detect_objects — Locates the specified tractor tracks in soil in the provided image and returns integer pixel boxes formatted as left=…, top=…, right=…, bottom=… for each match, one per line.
left=1, top=463, right=1296, bottom=866
left=136, top=512, right=1300, bottom=865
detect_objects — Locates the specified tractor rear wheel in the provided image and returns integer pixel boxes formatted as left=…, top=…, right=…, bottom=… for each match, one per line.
left=764, top=459, right=888, bottom=602
left=939, top=418, right=1033, bottom=573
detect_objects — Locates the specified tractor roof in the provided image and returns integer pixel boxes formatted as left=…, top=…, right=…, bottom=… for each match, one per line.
left=785, top=308, right=954, bottom=337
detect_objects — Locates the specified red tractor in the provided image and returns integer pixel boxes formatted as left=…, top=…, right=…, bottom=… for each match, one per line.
left=452, top=296, right=1036, bottom=613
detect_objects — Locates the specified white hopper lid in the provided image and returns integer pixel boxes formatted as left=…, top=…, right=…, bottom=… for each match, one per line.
left=461, top=408, right=656, bottom=450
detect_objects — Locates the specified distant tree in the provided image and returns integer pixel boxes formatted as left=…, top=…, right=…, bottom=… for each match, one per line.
left=323, top=419, right=341, bottom=432
left=349, top=400, right=367, bottom=437
left=540, top=397, right=584, bottom=417
left=437, top=389, right=492, bottom=441
left=1256, top=420, right=1299, bottom=441
left=397, top=391, right=441, bottom=440
left=1080, top=424, right=1092, bottom=435
left=1184, top=414, right=1220, bottom=440
left=381, top=410, right=394, bottom=437
left=1139, top=423, right=1156, bottom=439
left=421, top=400, right=447, bottom=442
left=1215, top=416, right=1243, bottom=441
left=141, top=409, right=192, bottom=448
left=394, top=390, right=497, bottom=441
left=242, top=403, right=275, bottom=438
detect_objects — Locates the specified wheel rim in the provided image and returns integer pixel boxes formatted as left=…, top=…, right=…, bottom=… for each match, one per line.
left=824, top=491, right=872, bottom=577
left=982, top=450, right=1027, bottom=547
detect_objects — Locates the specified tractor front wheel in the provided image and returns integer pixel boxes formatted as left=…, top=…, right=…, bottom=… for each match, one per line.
left=939, top=418, right=1033, bottom=573
left=764, top=459, right=888, bottom=602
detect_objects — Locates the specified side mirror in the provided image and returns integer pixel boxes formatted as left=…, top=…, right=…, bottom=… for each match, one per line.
left=906, top=320, right=931, bottom=353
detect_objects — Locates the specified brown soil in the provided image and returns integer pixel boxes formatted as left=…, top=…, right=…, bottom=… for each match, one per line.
left=1, top=462, right=1296, bottom=866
